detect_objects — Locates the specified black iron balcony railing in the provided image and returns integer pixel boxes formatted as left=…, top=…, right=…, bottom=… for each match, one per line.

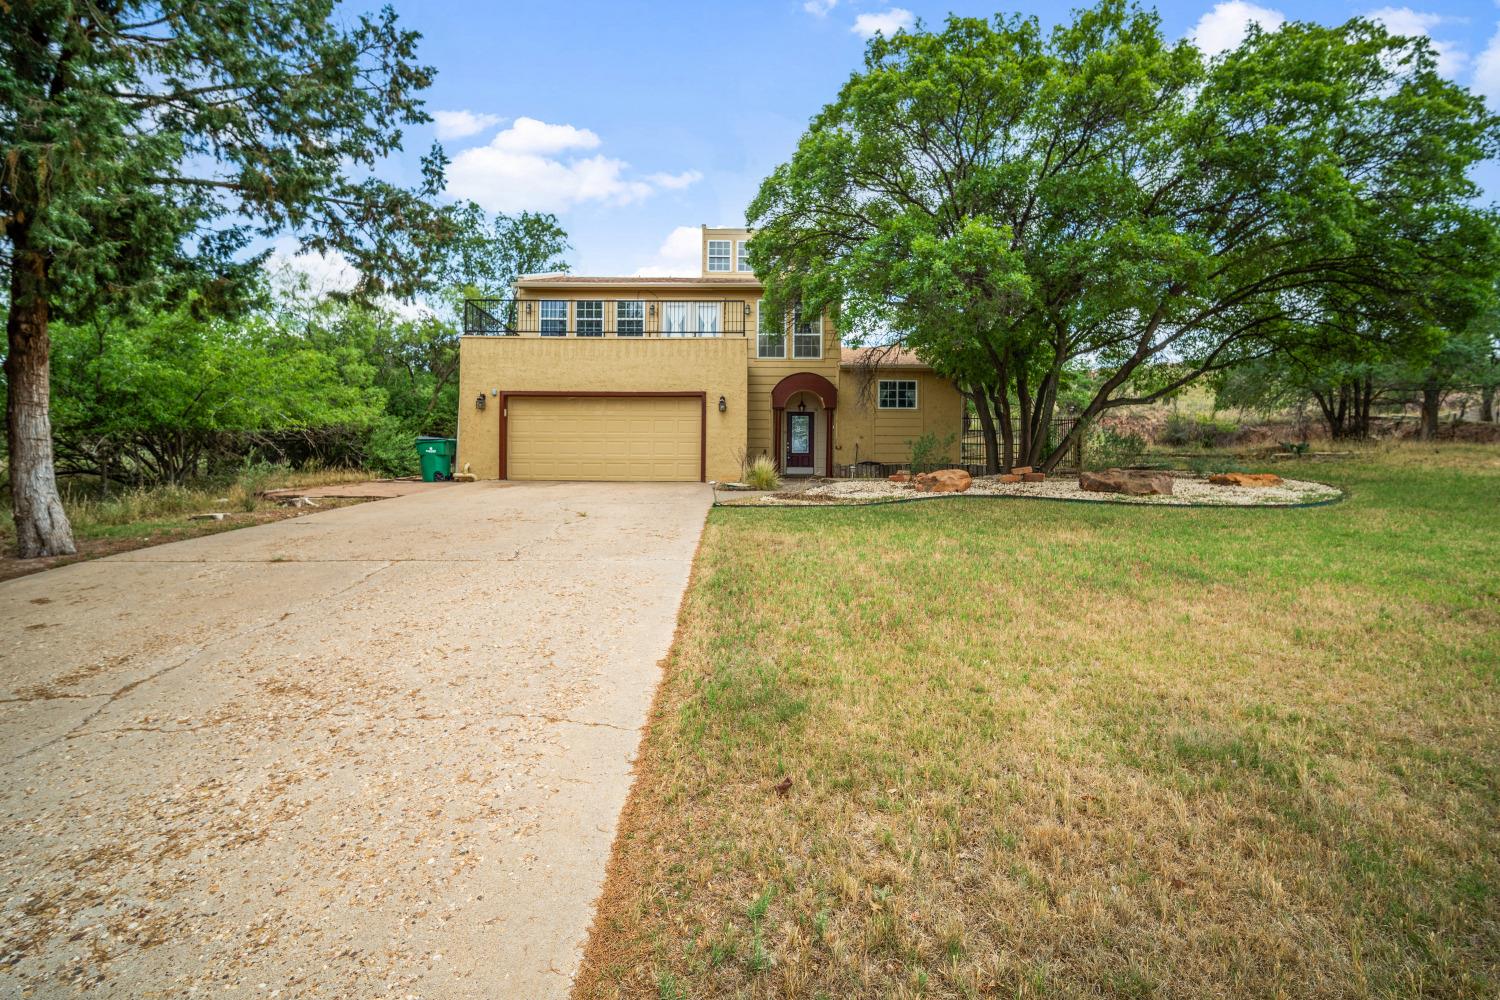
left=463, top=298, right=751, bottom=338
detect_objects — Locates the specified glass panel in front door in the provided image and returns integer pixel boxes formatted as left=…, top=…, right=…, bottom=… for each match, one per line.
left=788, top=412, right=813, bottom=468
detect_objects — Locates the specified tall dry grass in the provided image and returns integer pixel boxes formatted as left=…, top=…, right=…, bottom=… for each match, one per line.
left=578, top=444, right=1500, bottom=999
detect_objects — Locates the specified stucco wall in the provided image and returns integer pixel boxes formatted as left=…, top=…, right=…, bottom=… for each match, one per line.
left=834, top=368, right=965, bottom=466
left=745, top=320, right=841, bottom=465
left=457, top=337, right=748, bottom=482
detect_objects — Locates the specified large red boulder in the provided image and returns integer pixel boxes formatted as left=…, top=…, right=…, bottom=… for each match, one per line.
left=1078, top=469, right=1174, bottom=496
left=913, top=469, right=972, bottom=493
left=1208, top=472, right=1283, bottom=488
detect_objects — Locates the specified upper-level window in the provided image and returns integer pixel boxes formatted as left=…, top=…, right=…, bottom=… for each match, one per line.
left=707, top=240, right=731, bottom=272
left=576, top=300, right=603, bottom=337
left=736, top=241, right=752, bottom=273
left=793, top=305, right=822, bottom=359
left=661, top=301, right=721, bottom=337
left=616, top=300, right=644, bottom=336
left=539, top=300, right=568, bottom=336
left=756, top=299, right=785, bottom=358
left=878, top=379, right=918, bottom=409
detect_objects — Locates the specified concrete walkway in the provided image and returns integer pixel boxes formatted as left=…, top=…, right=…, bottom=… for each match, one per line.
left=0, top=481, right=711, bottom=998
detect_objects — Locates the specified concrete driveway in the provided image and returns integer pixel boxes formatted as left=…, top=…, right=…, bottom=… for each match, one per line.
left=0, top=481, right=711, bottom=998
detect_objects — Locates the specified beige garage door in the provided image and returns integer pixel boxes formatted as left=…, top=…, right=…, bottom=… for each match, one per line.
left=507, top=395, right=701, bottom=482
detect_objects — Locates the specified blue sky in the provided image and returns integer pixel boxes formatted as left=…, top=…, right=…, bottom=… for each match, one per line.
left=328, top=0, right=1500, bottom=280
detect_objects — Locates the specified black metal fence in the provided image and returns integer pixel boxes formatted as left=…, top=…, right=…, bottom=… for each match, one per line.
left=834, top=421, right=1080, bottom=479
left=464, top=297, right=752, bottom=338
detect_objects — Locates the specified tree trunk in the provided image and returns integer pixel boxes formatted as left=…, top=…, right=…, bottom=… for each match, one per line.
left=1482, top=385, right=1495, bottom=424
left=995, top=389, right=1015, bottom=471
left=5, top=242, right=77, bottom=558
left=968, top=385, right=1000, bottom=475
left=1419, top=386, right=1441, bottom=441
left=1015, top=370, right=1033, bottom=468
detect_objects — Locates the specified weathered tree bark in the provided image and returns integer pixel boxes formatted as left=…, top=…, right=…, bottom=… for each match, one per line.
left=995, top=389, right=1015, bottom=471
left=1419, top=386, right=1442, bottom=441
left=6, top=239, right=78, bottom=558
left=967, top=385, right=1000, bottom=474
left=1482, top=385, right=1495, bottom=423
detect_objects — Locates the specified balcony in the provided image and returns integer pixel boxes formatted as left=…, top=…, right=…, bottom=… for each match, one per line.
left=464, top=298, right=751, bottom=338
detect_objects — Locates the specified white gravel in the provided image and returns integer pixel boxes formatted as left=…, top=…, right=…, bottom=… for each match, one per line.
left=747, top=472, right=1342, bottom=507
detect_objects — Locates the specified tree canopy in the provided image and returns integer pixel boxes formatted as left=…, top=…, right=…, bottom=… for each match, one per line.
left=747, top=0, right=1500, bottom=472
left=3, top=0, right=451, bottom=556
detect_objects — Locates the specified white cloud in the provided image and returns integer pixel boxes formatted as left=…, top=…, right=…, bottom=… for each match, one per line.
left=488, top=116, right=600, bottom=155
left=852, top=8, right=914, bottom=40
left=646, top=170, right=704, bottom=190
left=634, top=226, right=704, bottom=277
left=1191, top=2, right=1286, bottom=55
left=1475, top=25, right=1500, bottom=103
left=265, top=239, right=360, bottom=296
left=804, top=0, right=837, bottom=16
left=445, top=117, right=700, bottom=214
left=432, top=110, right=504, bottom=141
left=1365, top=7, right=1467, bottom=77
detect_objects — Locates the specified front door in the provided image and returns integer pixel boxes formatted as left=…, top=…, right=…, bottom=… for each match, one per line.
left=787, top=411, right=814, bottom=471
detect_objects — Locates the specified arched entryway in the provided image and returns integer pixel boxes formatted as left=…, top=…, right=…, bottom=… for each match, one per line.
left=770, top=372, right=837, bottom=476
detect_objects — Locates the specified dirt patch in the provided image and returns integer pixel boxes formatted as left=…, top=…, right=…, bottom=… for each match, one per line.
left=0, top=499, right=368, bottom=583
left=262, top=479, right=463, bottom=501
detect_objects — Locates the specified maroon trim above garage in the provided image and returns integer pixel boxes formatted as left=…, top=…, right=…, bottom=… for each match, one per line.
left=769, top=371, right=837, bottom=410
left=498, top=390, right=707, bottom=483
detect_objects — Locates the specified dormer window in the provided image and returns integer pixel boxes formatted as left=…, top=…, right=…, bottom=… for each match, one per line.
left=707, top=240, right=731, bottom=272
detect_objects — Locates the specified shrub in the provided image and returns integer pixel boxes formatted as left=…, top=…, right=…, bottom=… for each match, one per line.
left=1163, top=413, right=1239, bottom=449
left=744, top=455, right=780, bottom=491
left=363, top=418, right=421, bottom=477
left=907, top=432, right=957, bottom=475
left=1084, top=426, right=1147, bottom=469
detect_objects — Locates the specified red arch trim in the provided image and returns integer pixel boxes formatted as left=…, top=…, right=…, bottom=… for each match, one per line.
left=770, top=372, right=837, bottom=410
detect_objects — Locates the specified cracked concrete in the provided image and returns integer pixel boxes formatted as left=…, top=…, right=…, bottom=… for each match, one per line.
left=0, top=480, right=711, bottom=998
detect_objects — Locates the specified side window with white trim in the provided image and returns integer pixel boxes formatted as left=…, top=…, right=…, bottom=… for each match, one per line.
left=878, top=379, right=918, bottom=409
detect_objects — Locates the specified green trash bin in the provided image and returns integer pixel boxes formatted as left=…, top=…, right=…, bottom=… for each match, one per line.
left=416, top=436, right=457, bottom=482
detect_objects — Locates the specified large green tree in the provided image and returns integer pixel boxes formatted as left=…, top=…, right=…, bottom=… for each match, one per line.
left=2, top=1, right=448, bottom=556
left=748, top=1, right=1499, bottom=472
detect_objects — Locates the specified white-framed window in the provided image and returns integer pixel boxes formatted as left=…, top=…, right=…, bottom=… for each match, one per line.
left=707, top=240, right=731, bottom=272
left=756, top=299, right=785, bottom=358
left=793, top=305, right=822, bottom=359
left=696, top=302, right=720, bottom=336
left=616, top=300, right=644, bottom=336
left=736, top=240, right=752, bottom=272
left=661, top=301, right=721, bottom=337
left=878, top=379, right=918, bottom=409
left=539, top=300, right=568, bottom=336
left=661, top=302, right=690, bottom=337
left=575, top=300, right=603, bottom=337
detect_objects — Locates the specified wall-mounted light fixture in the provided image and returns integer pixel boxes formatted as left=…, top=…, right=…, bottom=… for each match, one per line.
left=475, top=394, right=487, bottom=411
left=743, top=303, right=751, bottom=316
left=649, top=302, right=656, bottom=317
left=718, top=395, right=727, bottom=413
left=525, top=301, right=533, bottom=315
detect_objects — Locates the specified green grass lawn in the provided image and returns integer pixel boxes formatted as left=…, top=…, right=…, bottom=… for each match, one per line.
left=578, top=444, right=1499, bottom=999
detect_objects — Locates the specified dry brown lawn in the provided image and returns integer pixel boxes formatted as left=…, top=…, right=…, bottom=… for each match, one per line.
left=576, top=444, right=1499, bottom=999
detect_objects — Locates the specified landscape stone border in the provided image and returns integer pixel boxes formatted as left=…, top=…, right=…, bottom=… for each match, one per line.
left=714, top=480, right=1347, bottom=511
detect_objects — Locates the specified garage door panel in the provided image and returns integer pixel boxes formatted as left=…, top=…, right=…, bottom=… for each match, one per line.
left=507, top=396, right=700, bottom=482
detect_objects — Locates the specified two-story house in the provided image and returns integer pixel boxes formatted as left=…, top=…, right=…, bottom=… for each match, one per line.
left=456, top=226, right=963, bottom=483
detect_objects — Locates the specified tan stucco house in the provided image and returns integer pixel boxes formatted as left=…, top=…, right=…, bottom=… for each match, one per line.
left=456, top=226, right=963, bottom=483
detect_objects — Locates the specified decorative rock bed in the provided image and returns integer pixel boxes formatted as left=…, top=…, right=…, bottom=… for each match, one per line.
left=729, top=471, right=1342, bottom=508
